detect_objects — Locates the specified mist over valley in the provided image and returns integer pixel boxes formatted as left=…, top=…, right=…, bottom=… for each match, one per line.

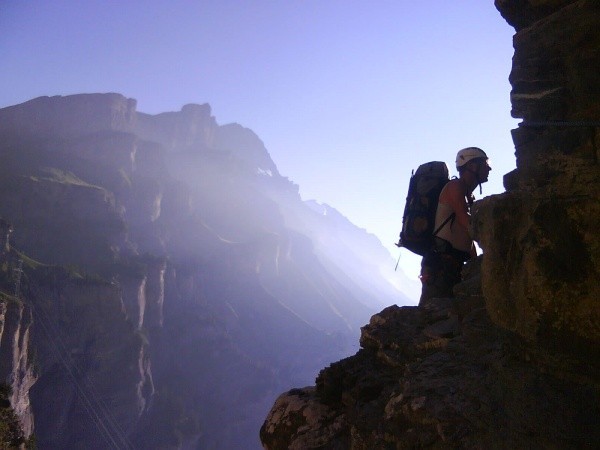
left=0, top=93, right=411, bottom=448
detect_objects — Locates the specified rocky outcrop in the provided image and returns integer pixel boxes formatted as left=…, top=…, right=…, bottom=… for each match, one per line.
left=27, top=268, right=154, bottom=449
left=61, top=131, right=139, bottom=177
left=144, top=258, right=166, bottom=329
left=0, top=382, right=29, bottom=448
left=261, top=259, right=600, bottom=448
left=261, top=1, right=600, bottom=448
left=473, top=0, right=600, bottom=349
left=214, top=123, right=281, bottom=176
left=136, top=103, right=217, bottom=151
left=494, top=0, right=576, bottom=31
left=0, top=295, right=35, bottom=438
left=120, top=257, right=166, bottom=331
left=0, top=241, right=155, bottom=448
left=0, top=173, right=125, bottom=270
left=0, top=93, right=137, bottom=140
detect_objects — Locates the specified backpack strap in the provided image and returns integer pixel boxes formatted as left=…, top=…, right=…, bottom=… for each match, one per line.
left=432, top=213, right=455, bottom=237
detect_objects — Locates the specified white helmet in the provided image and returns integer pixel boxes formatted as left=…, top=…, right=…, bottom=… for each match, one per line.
left=456, top=147, right=488, bottom=170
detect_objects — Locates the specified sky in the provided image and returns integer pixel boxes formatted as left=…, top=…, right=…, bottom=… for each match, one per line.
left=0, top=1, right=518, bottom=297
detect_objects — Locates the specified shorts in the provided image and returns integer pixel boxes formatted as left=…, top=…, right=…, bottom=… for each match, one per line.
left=419, top=247, right=469, bottom=306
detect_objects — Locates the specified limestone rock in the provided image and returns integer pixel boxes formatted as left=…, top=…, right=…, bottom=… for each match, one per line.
left=28, top=270, right=154, bottom=449
left=0, top=93, right=137, bottom=140
left=261, top=259, right=600, bottom=449
left=214, top=123, right=280, bottom=177
left=474, top=0, right=600, bottom=350
left=260, top=388, right=348, bottom=450
left=494, top=0, right=578, bottom=31
left=0, top=295, right=36, bottom=438
left=136, top=103, right=217, bottom=151
left=0, top=173, right=125, bottom=270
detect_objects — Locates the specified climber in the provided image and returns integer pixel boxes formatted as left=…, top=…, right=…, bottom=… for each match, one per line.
left=419, top=147, right=491, bottom=306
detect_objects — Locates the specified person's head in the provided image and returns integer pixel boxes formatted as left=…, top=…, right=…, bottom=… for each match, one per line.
left=456, top=147, right=491, bottom=184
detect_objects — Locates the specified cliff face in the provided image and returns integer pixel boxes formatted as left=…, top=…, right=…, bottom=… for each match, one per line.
left=260, top=1, right=600, bottom=448
left=0, top=94, right=137, bottom=139
left=0, top=89, right=406, bottom=446
left=0, top=294, right=35, bottom=438
left=474, top=0, right=600, bottom=351
left=261, top=259, right=599, bottom=449
left=0, top=250, right=156, bottom=449
left=26, top=270, right=154, bottom=449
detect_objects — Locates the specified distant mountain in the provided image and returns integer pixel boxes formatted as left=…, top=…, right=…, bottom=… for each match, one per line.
left=0, top=93, right=413, bottom=449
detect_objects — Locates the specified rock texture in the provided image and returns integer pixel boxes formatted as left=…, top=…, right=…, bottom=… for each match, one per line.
left=0, top=90, right=408, bottom=448
left=26, top=270, right=154, bottom=450
left=260, top=259, right=600, bottom=449
left=474, top=0, right=600, bottom=349
left=261, top=1, right=600, bottom=448
left=0, top=94, right=137, bottom=139
left=0, top=294, right=35, bottom=438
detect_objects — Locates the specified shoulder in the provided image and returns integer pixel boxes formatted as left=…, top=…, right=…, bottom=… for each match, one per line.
left=439, top=179, right=465, bottom=202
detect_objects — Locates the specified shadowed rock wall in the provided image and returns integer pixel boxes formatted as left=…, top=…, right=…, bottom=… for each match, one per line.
left=473, top=0, right=600, bottom=350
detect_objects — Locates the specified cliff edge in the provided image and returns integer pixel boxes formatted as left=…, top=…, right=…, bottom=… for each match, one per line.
left=260, top=1, right=600, bottom=448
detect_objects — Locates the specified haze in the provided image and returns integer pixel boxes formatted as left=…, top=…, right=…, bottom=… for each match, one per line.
left=0, top=0, right=518, bottom=298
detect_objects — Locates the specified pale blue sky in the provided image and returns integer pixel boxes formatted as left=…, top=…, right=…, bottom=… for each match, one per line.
left=0, top=1, right=518, bottom=295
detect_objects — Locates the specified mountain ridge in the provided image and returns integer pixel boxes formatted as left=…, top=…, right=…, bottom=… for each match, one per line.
left=0, top=91, right=411, bottom=448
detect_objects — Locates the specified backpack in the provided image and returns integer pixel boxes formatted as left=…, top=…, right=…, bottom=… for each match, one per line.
left=396, top=161, right=451, bottom=256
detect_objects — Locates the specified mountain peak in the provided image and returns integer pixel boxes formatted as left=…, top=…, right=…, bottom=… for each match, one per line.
left=180, top=102, right=212, bottom=116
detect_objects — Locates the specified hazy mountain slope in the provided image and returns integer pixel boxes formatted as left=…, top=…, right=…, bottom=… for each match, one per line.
left=0, top=93, right=412, bottom=448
